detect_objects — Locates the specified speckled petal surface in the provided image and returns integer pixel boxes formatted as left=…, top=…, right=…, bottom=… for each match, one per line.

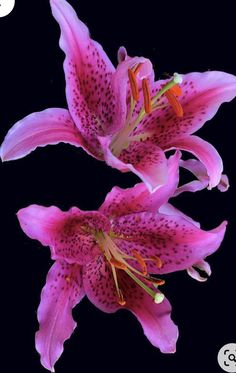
left=99, top=151, right=180, bottom=218
left=83, top=258, right=178, bottom=353
left=112, top=212, right=227, bottom=274
left=17, top=205, right=110, bottom=265
left=36, top=261, right=84, bottom=372
left=50, top=0, right=116, bottom=156
left=136, top=71, right=236, bottom=147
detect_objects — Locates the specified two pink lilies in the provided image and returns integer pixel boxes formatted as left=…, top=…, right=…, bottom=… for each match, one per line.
left=1, top=0, right=236, bottom=371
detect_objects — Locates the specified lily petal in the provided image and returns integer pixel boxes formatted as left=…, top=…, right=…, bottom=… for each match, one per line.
left=0, top=109, right=83, bottom=161
left=126, top=289, right=178, bottom=353
left=36, top=260, right=84, bottom=372
left=50, top=0, right=116, bottom=154
left=99, top=136, right=168, bottom=192
left=139, top=71, right=236, bottom=147
left=187, top=259, right=212, bottom=282
left=159, top=202, right=200, bottom=228
left=17, top=205, right=110, bottom=265
left=112, top=212, right=227, bottom=274
left=83, top=257, right=178, bottom=353
left=99, top=151, right=180, bottom=217
left=165, top=135, right=223, bottom=189
left=175, top=159, right=229, bottom=195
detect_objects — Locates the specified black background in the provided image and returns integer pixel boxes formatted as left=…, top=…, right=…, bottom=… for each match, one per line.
left=1, top=1, right=236, bottom=372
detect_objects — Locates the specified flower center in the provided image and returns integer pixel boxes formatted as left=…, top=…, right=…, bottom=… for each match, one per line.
left=95, top=231, right=165, bottom=306
left=111, top=66, right=184, bottom=157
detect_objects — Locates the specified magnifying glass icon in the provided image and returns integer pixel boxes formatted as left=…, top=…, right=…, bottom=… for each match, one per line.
left=228, top=354, right=236, bottom=363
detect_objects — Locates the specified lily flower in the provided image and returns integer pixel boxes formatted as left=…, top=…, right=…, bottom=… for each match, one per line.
left=1, top=0, right=236, bottom=191
left=17, top=153, right=227, bottom=371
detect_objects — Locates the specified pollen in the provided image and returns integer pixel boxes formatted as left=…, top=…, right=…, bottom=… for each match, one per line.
left=165, top=90, right=184, bottom=117
left=132, top=250, right=148, bottom=275
left=128, top=68, right=140, bottom=101
left=142, top=78, right=152, bottom=114
left=151, top=255, right=163, bottom=269
left=65, top=276, right=71, bottom=283
left=110, top=258, right=127, bottom=270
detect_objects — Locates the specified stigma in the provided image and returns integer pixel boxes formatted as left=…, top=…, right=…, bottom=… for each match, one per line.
left=95, top=231, right=165, bottom=307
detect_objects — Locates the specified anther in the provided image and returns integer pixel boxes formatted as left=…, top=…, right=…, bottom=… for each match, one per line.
left=118, top=298, right=126, bottom=306
left=110, top=258, right=127, bottom=270
left=169, top=84, right=182, bottom=97
left=128, top=68, right=140, bottom=101
left=142, top=78, right=152, bottom=114
left=165, top=90, right=184, bottom=117
left=65, top=276, right=71, bottom=283
left=151, top=255, right=163, bottom=269
left=132, top=250, right=148, bottom=275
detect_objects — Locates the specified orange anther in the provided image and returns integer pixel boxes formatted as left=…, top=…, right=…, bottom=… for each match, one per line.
left=118, top=299, right=126, bottom=306
left=65, top=276, right=71, bottom=283
left=128, top=68, right=139, bottom=101
left=132, top=250, right=148, bottom=276
left=110, top=258, right=127, bottom=270
left=169, top=84, right=182, bottom=97
left=133, top=63, right=143, bottom=76
left=151, top=255, right=163, bottom=269
left=142, top=78, right=152, bottom=114
left=165, top=90, right=184, bottom=117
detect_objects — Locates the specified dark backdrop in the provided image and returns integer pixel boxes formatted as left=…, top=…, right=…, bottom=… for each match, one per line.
left=1, top=1, right=235, bottom=372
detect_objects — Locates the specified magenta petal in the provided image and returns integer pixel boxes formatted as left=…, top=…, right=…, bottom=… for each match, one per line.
left=36, top=261, right=84, bottom=371
left=112, top=212, right=227, bottom=274
left=99, top=151, right=180, bottom=217
left=83, top=254, right=120, bottom=313
left=187, top=259, right=212, bottom=282
left=99, top=136, right=168, bottom=192
left=165, top=135, right=223, bottom=189
left=83, top=257, right=178, bottom=353
left=159, top=202, right=200, bottom=228
left=128, top=293, right=178, bottom=353
left=50, top=0, right=117, bottom=153
left=17, top=205, right=65, bottom=246
left=142, top=71, right=236, bottom=146
left=17, top=205, right=110, bottom=265
left=0, top=109, right=83, bottom=161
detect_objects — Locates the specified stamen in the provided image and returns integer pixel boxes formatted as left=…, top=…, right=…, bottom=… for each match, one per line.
left=132, top=250, right=148, bottom=275
left=118, top=290, right=126, bottom=306
left=133, top=63, right=143, bottom=76
left=169, top=84, right=182, bottom=97
left=110, top=258, right=127, bottom=270
left=150, top=255, right=163, bottom=269
left=142, top=78, right=152, bottom=114
left=147, top=277, right=165, bottom=287
left=128, top=69, right=139, bottom=101
left=165, top=90, right=184, bottom=117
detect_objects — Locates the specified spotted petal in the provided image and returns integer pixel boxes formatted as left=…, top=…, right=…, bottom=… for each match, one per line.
left=99, top=151, right=180, bottom=217
left=0, top=109, right=83, bottom=161
left=17, top=205, right=110, bottom=265
left=36, top=261, right=84, bottom=371
left=83, top=255, right=178, bottom=353
left=138, top=71, right=236, bottom=147
left=112, top=212, right=227, bottom=274
left=99, top=136, right=168, bottom=192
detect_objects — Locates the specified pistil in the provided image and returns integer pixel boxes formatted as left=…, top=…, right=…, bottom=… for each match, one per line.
left=95, top=231, right=165, bottom=306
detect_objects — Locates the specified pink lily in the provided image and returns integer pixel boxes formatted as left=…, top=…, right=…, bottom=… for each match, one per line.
left=17, top=152, right=227, bottom=371
left=1, top=0, right=236, bottom=191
